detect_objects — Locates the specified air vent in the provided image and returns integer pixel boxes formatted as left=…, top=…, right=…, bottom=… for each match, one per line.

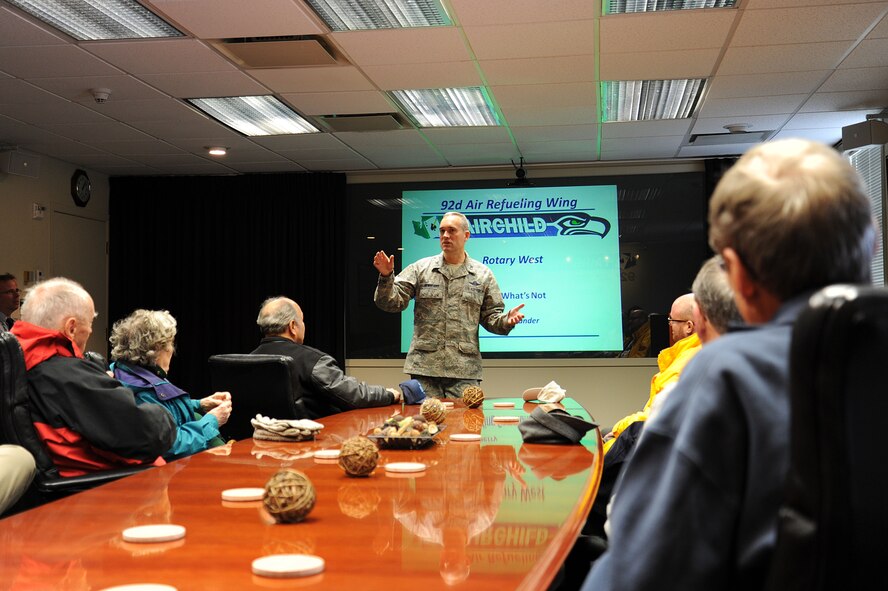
left=318, top=114, right=406, bottom=132
left=687, top=130, right=773, bottom=146
left=214, top=35, right=338, bottom=68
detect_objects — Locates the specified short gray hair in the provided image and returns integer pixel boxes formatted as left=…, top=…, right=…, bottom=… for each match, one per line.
left=709, top=139, right=876, bottom=300
left=257, top=297, right=301, bottom=336
left=21, top=277, right=92, bottom=330
left=442, top=211, right=470, bottom=232
left=693, top=255, right=741, bottom=335
left=110, top=309, right=177, bottom=366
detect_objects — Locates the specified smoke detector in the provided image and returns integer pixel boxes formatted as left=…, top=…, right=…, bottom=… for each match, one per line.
left=91, top=88, right=111, bottom=104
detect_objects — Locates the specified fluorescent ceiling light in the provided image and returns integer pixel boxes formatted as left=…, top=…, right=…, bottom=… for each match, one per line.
left=6, top=0, right=183, bottom=40
left=603, top=0, right=736, bottom=14
left=388, top=87, right=499, bottom=128
left=602, top=79, right=706, bottom=122
left=187, top=96, right=319, bottom=136
left=305, top=0, right=450, bottom=31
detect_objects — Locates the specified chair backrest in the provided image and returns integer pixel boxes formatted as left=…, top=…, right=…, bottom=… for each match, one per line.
left=207, top=354, right=305, bottom=440
left=766, top=284, right=888, bottom=590
left=0, top=331, right=62, bottom=482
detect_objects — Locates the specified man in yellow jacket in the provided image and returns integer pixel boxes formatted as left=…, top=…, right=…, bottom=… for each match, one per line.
left=604, top=293, right=700, bottom=454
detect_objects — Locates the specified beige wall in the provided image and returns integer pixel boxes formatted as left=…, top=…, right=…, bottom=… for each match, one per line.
left=346, top=357, right=658, bottom=429
left=0, top=154, right=109, bottom=354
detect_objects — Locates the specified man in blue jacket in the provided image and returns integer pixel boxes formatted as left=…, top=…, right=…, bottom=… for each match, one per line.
left=582, top=139, right=878, bottom=591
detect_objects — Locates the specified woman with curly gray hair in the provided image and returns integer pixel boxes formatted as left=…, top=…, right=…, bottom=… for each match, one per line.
left=110, top=309, right=232, bottom=459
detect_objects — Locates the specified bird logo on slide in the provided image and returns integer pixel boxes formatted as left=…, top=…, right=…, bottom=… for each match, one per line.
left=554, top=213, right=610, bottom=237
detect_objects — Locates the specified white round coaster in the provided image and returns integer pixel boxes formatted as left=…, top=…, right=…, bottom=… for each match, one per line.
left=492, top=415, right=520, bottom=423
left=313, top=449, right=340, bottom=459
left=384, top=462, right=427, bottom=473
left=450, top=433, right=481, bottom=442
left=221, top=488, right=265, bottom=502
left=122, top=525, right=186, bottom=543
left=492, top=401, right=515, bottom=408
left=252, top=554, right=325, bottom=578
left=99, top=585, right=177, bottom=591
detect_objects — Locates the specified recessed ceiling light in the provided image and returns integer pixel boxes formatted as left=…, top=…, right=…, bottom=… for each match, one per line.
left=603, top=0, right=736, bottom=14
left=187, top=96, right=319, bottom=136
left=206, top=147, right=228, bottom=156
left=601, top=79, right=706, bottom=122
left=6, top=0, right=183, bottom=40
left=388, top=87, right=499, bottom=128
left=305, top=0, right=451, bottom=31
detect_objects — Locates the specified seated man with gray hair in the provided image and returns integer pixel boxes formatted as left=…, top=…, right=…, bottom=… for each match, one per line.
left=250, top=296, right=401, bottom=420
left=10, top=278, right=175, bottom=476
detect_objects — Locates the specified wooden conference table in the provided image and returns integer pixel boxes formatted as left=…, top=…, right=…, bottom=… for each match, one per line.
left=0, top=398, right=602, bottom=591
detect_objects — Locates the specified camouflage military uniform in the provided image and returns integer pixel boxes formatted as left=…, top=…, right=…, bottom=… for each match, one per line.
left=374, top=253, right=514, bottom=388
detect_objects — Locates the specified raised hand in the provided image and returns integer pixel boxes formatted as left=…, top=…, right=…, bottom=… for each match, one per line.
left=373, top=250, right=395, bottom=277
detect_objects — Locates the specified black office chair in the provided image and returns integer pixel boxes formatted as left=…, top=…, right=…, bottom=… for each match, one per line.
left=207, top=354, right=306, bottom=441
left=765, top=284, right=888, bottom=590
left=0, top=332, right=146, bottom=507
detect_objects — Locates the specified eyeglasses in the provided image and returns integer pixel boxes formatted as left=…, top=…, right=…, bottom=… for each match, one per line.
left=667, top=317, right=692, bottom=323
left=0, top=289, right=20, bottom=295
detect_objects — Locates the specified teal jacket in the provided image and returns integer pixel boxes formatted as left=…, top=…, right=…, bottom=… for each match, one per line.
left=112, top=362, right=221, bottom=460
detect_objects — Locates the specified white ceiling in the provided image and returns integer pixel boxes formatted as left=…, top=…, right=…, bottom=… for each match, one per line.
left=0, top=0, right=886, bottom=176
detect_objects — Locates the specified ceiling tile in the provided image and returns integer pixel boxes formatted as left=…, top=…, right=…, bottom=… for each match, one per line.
left=331, top=28, right=471, bottom=66
left=29, top=75, right=168, bottom=102
left=500, top=105, right=598, bottom=127
left=601, top=11, right=737, bottom=52
left=602, top=120, right=692, bottom=139
left=2, top=99, right=111, bottom=125
left=840, top=37, right=888, bottom=68
left=83, top=39, right=236, bottom=75
left=252, top=132, right=349, bottom=150
left=0, top=6, right=69, bottom=46
left=41, top=121, right=155, bottom=142
left=698, top=95, right=809, bottom=118
left=296, top=157, right=377, bottom=171
left=335, top=129, right=428, bottom=148
left=437, top=143, right=519, bottom=165
left=86, top=139, right=186, bottom=155
left=601, top=136, right=684, bottom=154
left=707, top=71, right=830, bottom=99
left=463, top=20, right=597, bottom=61
left=800, top=89, right=888, bottom=112
left=511, top=124, right=599, bottom=142
left=362, top=61, right=481, bottom=90
left=248, top=66, right=374, bottom=93
left=600, top=49, right=719, bottom=80
left=140, top=71, right=270, bottom=98
left=150, top=0, right=324, bottom=38
left=732, top=4, right=887, bottom=46
left=771, top=128, right=843, bottom=144
left=677, top=143, right=758, bottom=158
left=282, top=90, right=393, bottom=115
left=0, top=45, right=121, bottom=78
left=821, top=66, right=888, bottom=91
left=422, top=126, right=513, bottom=144
left=784, top=109, right=882, bottom=129
left=358, top=145, right=448, bottom=168
left=718, top=42, right=852, bottom=75
left=492, top=82, right=596, bottom=108
left=479, top=55, right=596, bottom=85
left=80, top=99, right=200, bottom=123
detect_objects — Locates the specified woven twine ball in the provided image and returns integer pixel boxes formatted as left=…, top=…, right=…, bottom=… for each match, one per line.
left=420, top=397, right=446, bottom=424
left=263, top=469, right=316, bottom=524
left=338, top=435, right=379, bottom=477
left=462, top=385, right=485, bottom=409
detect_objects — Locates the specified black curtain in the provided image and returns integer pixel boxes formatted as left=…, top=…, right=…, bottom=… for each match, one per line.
left=109, top=172, right=346, bottom=398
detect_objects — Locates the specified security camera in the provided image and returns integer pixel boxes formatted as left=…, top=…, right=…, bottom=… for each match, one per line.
left=91, top=88, right=111, bottom=104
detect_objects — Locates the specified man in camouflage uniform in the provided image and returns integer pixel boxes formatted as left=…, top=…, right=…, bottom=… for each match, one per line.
left=374, top=212, right=525, bottom=398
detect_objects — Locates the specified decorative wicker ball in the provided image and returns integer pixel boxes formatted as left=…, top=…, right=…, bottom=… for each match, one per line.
left=339, top=435, right=379, bottom=477
left=420, top=397, right=446, bottom=424
left=462, top=409, right=484, bottom=433
left=462, top=385, right=484, bottom=409
left=263, top=469, right=316, bottom=524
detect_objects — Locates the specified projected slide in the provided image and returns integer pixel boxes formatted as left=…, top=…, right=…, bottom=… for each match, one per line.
left=400, top=185, right=622, bottom=353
